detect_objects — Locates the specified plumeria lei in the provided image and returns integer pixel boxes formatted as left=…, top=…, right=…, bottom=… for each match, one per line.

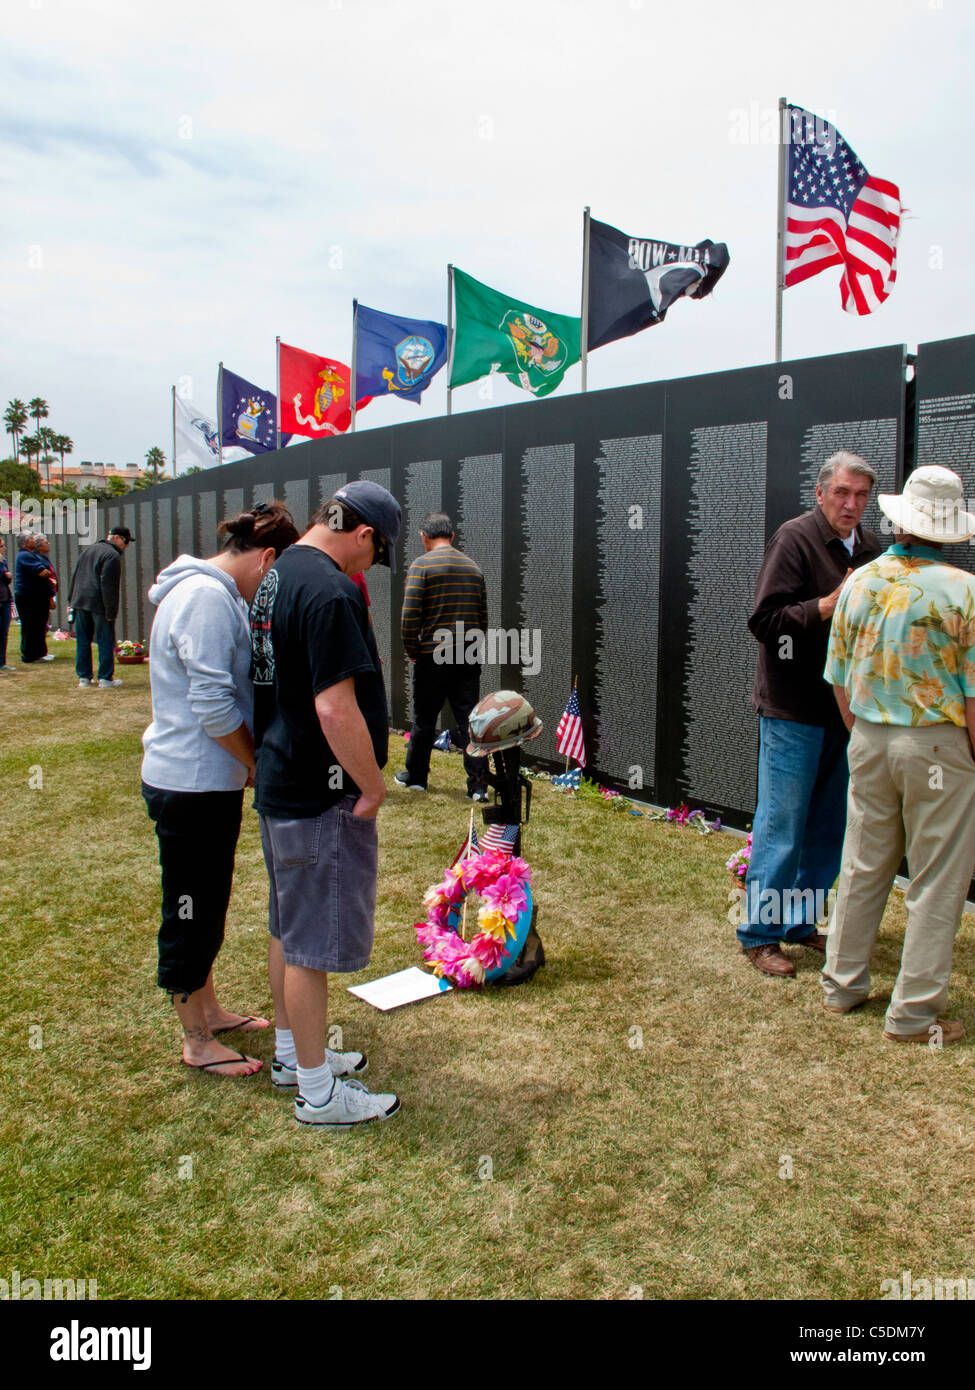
left=415, top=849, right=532, bottom=988
left=726, top=832, right=752, bottom=880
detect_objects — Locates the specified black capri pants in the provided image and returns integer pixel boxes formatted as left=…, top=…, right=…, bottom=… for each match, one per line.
left=142, top=782, right=244, bottom=995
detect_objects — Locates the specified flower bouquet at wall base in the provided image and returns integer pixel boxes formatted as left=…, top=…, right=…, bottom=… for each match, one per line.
left=116, top=640, right=147, bottom=664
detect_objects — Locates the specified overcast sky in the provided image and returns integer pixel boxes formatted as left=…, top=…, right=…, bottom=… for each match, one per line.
left=3, top=0, right=972, bottom=470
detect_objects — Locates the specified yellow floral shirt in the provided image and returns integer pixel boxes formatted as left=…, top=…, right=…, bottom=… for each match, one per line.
left=825, top=544, right=975, bottom=726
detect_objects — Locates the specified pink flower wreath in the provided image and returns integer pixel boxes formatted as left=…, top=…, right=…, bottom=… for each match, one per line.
left=414, top=849, right=533, bottom=988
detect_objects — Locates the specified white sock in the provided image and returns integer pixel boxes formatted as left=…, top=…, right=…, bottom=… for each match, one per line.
left=297, top=1060, right=335, bottom=1107
left=275, top=1028, right=297, bottom=1068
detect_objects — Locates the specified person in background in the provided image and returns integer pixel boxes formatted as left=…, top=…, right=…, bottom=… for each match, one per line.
left=142, top=501, right=299, bottom=1079
left=823, top=466, right=975, bottom=1045
left=67, top=525, right=133, bottom=689
left=0, top=537, right=16, bottom=673
left=14, top=532, right=56, bottom=664
left=396, top=512, right=489, bottom=800
left=738, top=452, right=882, bottom=977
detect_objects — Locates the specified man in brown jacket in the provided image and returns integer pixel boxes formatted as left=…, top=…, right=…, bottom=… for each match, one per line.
left=737, top=452, right=882, bottom=977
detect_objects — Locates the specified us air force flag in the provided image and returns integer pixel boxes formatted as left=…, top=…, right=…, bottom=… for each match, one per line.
left=355, top=305, right=448, bottom=404
left=220, top=368, right=290, bottom=455
left=174, top=392, right=247, bottom=470
left=587, top=217, right=730, bottom=350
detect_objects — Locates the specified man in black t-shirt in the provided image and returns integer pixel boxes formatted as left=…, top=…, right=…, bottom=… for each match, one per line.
left=250, top=481, right=403, bottom=1128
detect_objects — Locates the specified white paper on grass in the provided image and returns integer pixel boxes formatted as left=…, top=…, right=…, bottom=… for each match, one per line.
left=348, top=966, right=452, bottom=1011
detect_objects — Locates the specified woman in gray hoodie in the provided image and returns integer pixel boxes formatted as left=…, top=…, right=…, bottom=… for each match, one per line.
left=142, top=502, right=298, bottom=1078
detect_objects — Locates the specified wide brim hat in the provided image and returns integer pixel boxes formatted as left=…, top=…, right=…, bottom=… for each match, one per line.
left=466, top=689, right=544, bottom=757
left=879, top=465, right=975, bottom=543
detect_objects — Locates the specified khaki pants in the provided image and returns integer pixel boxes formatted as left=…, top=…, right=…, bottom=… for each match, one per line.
left=823, top=718, right=975, bottom=1033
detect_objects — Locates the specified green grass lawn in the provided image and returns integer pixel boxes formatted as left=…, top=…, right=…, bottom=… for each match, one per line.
left=2, top=640, right=973, bottom=1301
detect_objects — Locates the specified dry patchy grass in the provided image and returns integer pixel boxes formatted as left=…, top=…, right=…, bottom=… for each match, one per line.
left=1, top=643, right=974, bottom=1301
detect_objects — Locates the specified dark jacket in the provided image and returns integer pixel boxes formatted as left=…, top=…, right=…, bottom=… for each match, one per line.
left=14, top=547, right=53, bottom=599
left=748, top=506, right=881, bottom=727
left=68, top=538, right=123, bottom=620
left=0, top=557, right=11, bottom=605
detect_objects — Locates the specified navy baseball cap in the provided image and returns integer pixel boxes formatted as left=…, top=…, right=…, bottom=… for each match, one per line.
left=333, top=480, right=401, bottom=573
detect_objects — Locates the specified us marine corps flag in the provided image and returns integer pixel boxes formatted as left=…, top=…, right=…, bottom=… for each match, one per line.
left=278, top=341, right=371, bottom=438
left=450, top=267, right=581, bottom=399
left=585, top=215, right=730, bottom=351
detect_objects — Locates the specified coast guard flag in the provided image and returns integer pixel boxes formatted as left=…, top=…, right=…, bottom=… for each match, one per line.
left=174, top=392, right=247, bottom=470
left=783, top=105, right=901, bottom=315
left=356, top=305, right=447, bottom=404
left=556, top=687, right=586, bottom=768
left=278, top=341, right=370, bottom=438
left=220, top=368, right=290, bottom=455
left=587, top=218, right=730, bottom=351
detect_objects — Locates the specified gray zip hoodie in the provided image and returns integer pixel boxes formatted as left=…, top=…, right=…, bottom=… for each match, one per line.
left=141, top=556, right=253, bottom=792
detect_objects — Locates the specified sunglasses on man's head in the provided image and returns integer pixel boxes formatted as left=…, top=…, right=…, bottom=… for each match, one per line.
left=371, top=531, right=388, bottom=564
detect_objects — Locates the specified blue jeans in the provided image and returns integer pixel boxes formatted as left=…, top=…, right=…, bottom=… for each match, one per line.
left=737, top=716, right=850, bottom=949
left=74, top=609, right=116, bottom=682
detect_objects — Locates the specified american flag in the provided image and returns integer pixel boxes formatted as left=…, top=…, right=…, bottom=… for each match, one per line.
left=556, top=688, right=586, bottom=768
left=551, top=768, right=582, bottom=790
left=451, top=822, right=519, bottom=866
left=471, top=822, right=520, bottom=856
left=783, top=105, right=901, bottom=316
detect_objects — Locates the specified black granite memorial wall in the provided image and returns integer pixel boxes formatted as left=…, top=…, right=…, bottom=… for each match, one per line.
left=66, top=342, right=911, bottom=830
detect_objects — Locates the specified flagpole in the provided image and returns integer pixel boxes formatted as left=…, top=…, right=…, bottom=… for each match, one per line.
left=171, top=384, right=176, bottom=478
left=446, top=263, right=454, bottom=417
left=774, top=96, right=788, bottom=364
left=275, top=336, right=281, bottom=450
left=580, top=207, right=591, bottom=392
left=217, top=362, right=224, bottom=468
left=350, top=298, right=358, bottom=434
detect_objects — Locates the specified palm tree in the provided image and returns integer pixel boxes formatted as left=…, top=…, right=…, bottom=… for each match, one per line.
left=28, top=398, right=49, bottom=459
left=54, top=433, right=73, bottom=487
left=145, top=445, right=166, bottom=484
left=4, top=399, right=28, bottom=461
left=36, top=427, right=57, bottom=486
left=19, top=432, right=39, bottom=472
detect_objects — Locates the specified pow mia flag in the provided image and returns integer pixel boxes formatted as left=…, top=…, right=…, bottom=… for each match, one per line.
left=586, top=217, right=730, bottom=351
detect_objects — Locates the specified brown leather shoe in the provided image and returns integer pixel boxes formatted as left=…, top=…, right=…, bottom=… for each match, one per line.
left=883, top=1017, right=965, bottom=1046
left=742, top=943, right=796, bottom=977
left=801, top=932, right=828, bottom=953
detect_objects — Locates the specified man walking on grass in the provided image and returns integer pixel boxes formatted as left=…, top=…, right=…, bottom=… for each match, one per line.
left=250, top=481, right=403, bottom=1127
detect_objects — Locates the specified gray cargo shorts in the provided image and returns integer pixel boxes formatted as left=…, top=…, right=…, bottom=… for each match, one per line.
left=259, top=795, right=379, bottom=972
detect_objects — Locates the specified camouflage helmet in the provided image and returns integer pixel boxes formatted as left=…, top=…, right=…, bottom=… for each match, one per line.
left=466, top=690, right=544, bottom=757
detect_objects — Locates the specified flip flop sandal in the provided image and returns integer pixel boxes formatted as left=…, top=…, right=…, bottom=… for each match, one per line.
left=212, top=1015, right=270, bottom=1035
left=183, top=1051, right=261, bottom=1075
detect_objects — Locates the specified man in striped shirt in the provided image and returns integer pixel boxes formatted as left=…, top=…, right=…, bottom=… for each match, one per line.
left=396, top=512, right=489, bottom=799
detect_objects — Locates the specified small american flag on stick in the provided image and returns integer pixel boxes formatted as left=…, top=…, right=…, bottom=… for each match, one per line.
left=784, top=105, right=900, bottom=316
left=556, top=686, right=586, bottom=768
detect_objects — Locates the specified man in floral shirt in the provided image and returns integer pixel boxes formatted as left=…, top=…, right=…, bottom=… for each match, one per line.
left=823, top=465, right=975, bottom=1045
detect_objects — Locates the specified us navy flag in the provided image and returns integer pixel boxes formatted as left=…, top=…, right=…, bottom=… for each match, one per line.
left=587, top=217, right=729, bottom=351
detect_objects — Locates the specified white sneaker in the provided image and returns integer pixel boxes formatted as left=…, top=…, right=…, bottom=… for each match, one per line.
left=78, top=678, right=91, bottom=688
left=295, top=1078, right=400, bottom=1127
left=99, top=678, right=123, bottom=688
left=271, top=1048, right=368, bottom=1089
left=39, top=654, right=55, bottom=662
